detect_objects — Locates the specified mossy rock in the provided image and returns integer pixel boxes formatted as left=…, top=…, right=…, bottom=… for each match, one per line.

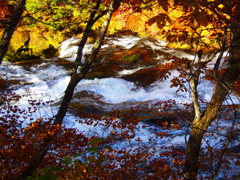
left=121, top=54, right=141, bottom=62
left=42, top=45, right=58, bottom=59
left=86, top=63, right=123, bottom=79
left=6, top=54, right=41, bottom=62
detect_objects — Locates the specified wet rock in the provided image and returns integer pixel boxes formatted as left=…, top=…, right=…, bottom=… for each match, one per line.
left=57, top=36, right=190, bottom=82
left=121, top=57, right=191, bottom=87
left=86, top=63, right=123, bottom=79
left=13, top=59, right=44, bottom=71
left=121, top=63, right=173, bottom=87
left=144, top=113, right=176, bottom=126
left=71, top=91, right=158, bottom=117
left=42, top=44, right=58, bottom=59
left=0, top=99, right=4, bottom=106
left=101, top=47, right=160, bottom=69
left=138, top=110, right=192, bottom=127
left=70, top=90, right=192, bottom=127
left=70, top=92, right=107, bottom=118
left=0, top=78, right=26, bottom=90
left=0, top=78, right=8, bottom=90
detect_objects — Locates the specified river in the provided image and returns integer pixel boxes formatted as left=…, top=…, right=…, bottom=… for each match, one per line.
left=0, top=35, right=239, bottom=178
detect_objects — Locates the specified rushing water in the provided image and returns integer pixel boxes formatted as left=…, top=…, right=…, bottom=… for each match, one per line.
left=1, top=35, right=239, bottom=129
left=1, top=35, right=239, bottom=178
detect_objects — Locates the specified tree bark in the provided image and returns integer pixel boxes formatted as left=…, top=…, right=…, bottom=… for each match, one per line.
left=86, top=0, right=122, bottom=64
left=75, top=0, right=103, bottom=67
left=184, top=85, right=228, bottom=180
left=55, top=0, right=122, bottom=126
left=183, top=32, right=240, bottom=180
left=19, top=0, right=122, bottom=178
left=0, top=0, right=26, bottom=64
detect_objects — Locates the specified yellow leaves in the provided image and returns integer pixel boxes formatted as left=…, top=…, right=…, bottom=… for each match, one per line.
left=218, top=4, right=224, bottom=9
left=224, top=15, right=231, bottom=20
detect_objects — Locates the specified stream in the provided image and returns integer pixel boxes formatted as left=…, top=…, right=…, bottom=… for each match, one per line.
left=0, top=35, right=239, bottom=178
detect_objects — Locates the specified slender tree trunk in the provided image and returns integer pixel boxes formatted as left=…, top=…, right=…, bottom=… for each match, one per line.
left=53, top=65, right=91, bottom=125
left=75, top=0, right=103, bottom=66
left=54, top=0, right=121, bottom=125
left=19, top=0, right=122, bottom=178
left=184, top=85, right=228, bottom=179
left=0, top=0, right=26, bottom=64
left=183, top=32, right=240, bottom=180
left=86, top=0, right=121, bottom=64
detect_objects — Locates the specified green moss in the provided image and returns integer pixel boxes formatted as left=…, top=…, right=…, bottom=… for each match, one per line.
left=86, top=72, right=104, bottom=79
left=121, top=54, right=140, bottom=62
left=5, top=54, right=41, bottom=62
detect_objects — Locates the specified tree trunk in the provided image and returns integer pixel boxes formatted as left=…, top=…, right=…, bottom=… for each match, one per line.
left=75, top=0, right=103, bottom=66
left=183, top=32, right=240, bottom=179
left=86, top=0, right=121, bottom=64
left=0, top=0, right=26, bottom=64
left=19, top=0, right=122, bottom=178
left=184, top=85, right=228, bottom=180
left=53, top=65, right=91, bottom=125
left=54, top=0, right=121, bottom=125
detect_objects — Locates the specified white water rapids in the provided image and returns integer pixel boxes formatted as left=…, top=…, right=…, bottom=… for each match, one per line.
left=0, top=36, right=239, bottom=178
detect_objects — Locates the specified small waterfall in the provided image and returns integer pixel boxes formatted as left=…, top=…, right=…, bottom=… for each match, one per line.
left=59, top=37, right=93, bottom=62
left=58, top=36, right=142, bottom=62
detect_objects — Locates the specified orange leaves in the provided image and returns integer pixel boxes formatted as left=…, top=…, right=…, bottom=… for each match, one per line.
left=154, top=132, right=171, bottom=137
left=0, top=0, right=8, bottom=9
left=146, top=13, right=171, bottom=29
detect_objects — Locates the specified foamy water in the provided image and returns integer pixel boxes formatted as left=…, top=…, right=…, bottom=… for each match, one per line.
left=0, top=36, right=239, bottom=178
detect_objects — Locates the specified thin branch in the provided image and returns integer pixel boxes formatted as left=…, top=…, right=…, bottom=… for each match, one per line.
left=22, top=14, right=59, bottom=29
left=212, top=95, right=238, bottom=178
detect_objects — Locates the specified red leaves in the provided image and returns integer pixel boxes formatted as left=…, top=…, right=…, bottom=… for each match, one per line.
left=155, top=132, right=171, bottom=137
left=170, top=77, right=187, bottom=92
left=0, top=0, right=10, bottom=19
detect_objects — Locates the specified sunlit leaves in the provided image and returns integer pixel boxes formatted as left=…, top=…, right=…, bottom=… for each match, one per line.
left=218, top=4, right=224, bottom=9
left=25, top=0, right=96, bottom=31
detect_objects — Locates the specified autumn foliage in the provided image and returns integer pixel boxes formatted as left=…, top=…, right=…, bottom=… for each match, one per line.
left=0, top=91, right=187, bottom=179
left=1, top=0, right=240, bottom=179
left=0, top=0, right=10, bottom=25
left=1, top=87, right=238, bottom=179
